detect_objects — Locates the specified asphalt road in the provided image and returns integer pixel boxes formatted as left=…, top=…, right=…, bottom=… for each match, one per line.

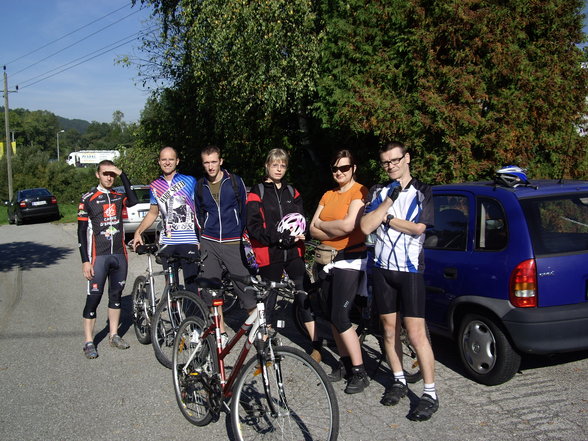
left=0, top=222, right=587, bottom=441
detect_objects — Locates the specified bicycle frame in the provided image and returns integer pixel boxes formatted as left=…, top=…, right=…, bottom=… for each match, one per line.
left=179, top=289, right=274, bottom=400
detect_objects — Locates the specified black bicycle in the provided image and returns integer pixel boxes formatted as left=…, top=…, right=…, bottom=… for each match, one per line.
left=294, top=246, right=426, bottom=383
left=132, top=246, right=210, bottom=369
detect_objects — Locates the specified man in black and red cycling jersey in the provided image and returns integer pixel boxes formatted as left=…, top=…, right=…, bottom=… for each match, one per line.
left=78, top=160, right=138, bottom=359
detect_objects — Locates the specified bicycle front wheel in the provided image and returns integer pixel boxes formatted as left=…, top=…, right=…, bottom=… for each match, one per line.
left=132, top=275, right=152, bottom=344
left=151, top=290, right=209, bottom=369
left=231, top=346, right=339, bottom=441
left=172, top=316, right=218, bottom=426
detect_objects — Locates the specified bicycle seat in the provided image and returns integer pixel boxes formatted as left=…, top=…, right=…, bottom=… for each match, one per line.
left=195, top=277, right=223, bottom=290
left=136, top=244, right=159, bottom=255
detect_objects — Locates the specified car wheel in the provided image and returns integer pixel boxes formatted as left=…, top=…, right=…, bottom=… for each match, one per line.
left=457, top=313, right=521, bottom=386
left=8, top=212, right=15, bottom=224
left=15, top=213, right=23, bottom=225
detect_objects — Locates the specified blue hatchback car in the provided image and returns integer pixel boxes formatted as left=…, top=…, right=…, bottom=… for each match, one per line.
left=423, top=178, right=588, bottom=385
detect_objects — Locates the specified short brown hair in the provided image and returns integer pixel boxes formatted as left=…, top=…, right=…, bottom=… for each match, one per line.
left=331, top=149, right=356, bottom=168
left=96, top=159, right=115, bottom=172
left=379, top=141, right=406, bottom=155
left=201, top=145, right=221, bottom=157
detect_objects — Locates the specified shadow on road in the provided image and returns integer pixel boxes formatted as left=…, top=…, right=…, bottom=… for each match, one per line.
left=0, top=241, right=72, bottom=272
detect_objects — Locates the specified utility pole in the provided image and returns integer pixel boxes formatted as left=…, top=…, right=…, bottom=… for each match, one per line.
left=3, top=66, right=14, bottom=202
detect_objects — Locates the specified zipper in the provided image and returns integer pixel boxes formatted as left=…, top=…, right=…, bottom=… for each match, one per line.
left=273, top=184, right=287, bottom=261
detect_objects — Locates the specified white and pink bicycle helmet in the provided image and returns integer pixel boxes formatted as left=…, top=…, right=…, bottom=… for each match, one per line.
left=277, top=212, right=306, bottom=237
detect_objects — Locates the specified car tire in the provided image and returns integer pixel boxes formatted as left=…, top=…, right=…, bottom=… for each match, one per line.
left=8, top=212, right=15, bottom=224
left=458, top=313, right=521, bottom=386
left=15, top=213, right=23, bottom=225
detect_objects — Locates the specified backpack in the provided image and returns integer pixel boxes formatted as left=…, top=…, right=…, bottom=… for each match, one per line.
left=255, top=182, right=294, bottom=201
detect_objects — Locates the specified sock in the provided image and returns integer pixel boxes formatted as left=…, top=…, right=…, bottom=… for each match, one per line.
left=351, top=364, right=366, bottom=375
left=423, top=383, right=437, bottom=400
left=393, top=371, right=407, bottom=385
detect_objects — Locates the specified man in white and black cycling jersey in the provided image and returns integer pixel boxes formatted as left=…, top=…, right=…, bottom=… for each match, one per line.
left=133, top=146, right=200, bottom=293
left=78, top=160, right=138, bottom=359
left=360, top=141, right=438, bottom=421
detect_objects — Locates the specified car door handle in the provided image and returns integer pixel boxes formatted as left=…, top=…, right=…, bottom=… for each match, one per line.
left=443, top=267, right=458, bottom=279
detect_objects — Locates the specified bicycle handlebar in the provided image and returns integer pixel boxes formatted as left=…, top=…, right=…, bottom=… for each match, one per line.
left=228, top=273, right=296, bottom=291
left=135, top=244, right=159, bottom=255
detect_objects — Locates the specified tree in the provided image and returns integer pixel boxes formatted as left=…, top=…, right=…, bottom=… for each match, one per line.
left=314, top=0, right=588, bottom=181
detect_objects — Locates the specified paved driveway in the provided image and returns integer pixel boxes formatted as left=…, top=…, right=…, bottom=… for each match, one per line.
left=0, top=222, right=586, bottom=440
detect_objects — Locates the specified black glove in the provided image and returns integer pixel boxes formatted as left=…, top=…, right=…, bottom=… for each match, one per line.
left=387, top=184, right=401, bottom=203
left=278, top=230, right=296, bottom=249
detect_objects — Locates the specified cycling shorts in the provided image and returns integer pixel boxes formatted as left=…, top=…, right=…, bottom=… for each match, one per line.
left=83, top=254, right=128, bottom=319
left=371, top=267, right=426, bottom=318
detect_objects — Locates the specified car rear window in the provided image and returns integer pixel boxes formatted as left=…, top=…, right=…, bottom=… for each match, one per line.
left=134, top=189, right=151, bottom=203
left=520, top=193, right=588, bottom=255
left=21, top=189, right=51, bottom=199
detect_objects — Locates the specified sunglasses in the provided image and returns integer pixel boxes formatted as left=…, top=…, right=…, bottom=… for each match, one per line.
left=331, top=164, right=352, bottom=173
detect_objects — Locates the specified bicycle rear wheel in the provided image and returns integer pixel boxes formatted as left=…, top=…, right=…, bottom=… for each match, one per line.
left=172, top=316, right=218, bottom=426
left=132, top=275, right=152, bottom=344
left=231, top=345, right=339, bottom=441
left=151, top=290, right=209, bottom=369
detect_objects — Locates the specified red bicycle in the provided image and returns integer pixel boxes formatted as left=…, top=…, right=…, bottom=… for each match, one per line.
left=172, top=274, right=339, bottom=440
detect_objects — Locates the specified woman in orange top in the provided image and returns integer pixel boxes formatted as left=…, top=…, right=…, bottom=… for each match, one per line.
left=309, top=149, right=369, bottom=394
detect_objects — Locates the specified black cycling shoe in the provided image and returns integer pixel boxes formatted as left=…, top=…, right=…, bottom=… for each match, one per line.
left=344, top=369, right=369, bottom=394
left=381, top=380, right=408, bottom=406
left=407, top=394, right=439, bottom=421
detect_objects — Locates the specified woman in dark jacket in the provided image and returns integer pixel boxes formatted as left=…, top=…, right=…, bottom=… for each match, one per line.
left=246, top=148, right=321, bottom=362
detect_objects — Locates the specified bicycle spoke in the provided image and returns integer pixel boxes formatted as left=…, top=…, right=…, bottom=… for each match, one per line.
left=232, top=346, right=338, bottom=441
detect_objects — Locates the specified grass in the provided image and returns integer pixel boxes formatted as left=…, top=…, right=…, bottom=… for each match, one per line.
left=0, top=206, right=7, bottom=225
left=0, top=203, right=77, bottom=225
left=56, top=203, right=78, bottom=223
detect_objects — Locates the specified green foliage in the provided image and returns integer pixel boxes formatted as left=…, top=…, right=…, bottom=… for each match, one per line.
left=0, top=206, right=7, bottom=225
left=313, top=0, right=588, bottom=182
left=126, top=0, right=588, bottom=206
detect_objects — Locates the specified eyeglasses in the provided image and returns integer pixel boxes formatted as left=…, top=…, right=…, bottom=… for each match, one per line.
left=331, top=164, right=352, bottom=173
left=380, top=153, right=406, bottom=168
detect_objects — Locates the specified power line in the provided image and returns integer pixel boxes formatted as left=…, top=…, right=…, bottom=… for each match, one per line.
left=5, top=4, right=130, bottom=66
left=17, top=27, right=155, bottom=88
left=18, top=28, right=155, bottom=90
left=11, top=7, right=143, bottom=78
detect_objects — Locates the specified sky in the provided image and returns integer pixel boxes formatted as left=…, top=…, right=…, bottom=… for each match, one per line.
left=1, top=1, right=588, bottom=125
left=1, top=0, right=154, bottom=124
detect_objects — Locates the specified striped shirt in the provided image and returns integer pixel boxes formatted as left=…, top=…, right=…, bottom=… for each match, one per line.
left=150, top=173, right=199, bottom=245
left=368, top=178, right=433, bottom=273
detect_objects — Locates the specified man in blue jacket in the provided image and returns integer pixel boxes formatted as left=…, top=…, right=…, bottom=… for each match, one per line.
left=196, top=146, right=255, bottom=323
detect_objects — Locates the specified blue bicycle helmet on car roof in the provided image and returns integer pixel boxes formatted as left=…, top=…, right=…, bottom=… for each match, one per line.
left=494, top=165, right=530, bottom=188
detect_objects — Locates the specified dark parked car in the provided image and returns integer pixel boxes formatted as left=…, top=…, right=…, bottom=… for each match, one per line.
left=6, top=188, right=60, bottom=225
left=424, top=178, right=588, bottom=385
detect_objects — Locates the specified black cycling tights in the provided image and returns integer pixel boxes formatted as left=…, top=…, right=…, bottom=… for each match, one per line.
left=321, top=267, right=362, bottom=334
left=83, top=254, right=127, bottom=319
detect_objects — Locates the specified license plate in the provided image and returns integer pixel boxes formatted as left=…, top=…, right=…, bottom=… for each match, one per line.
left=139, top=210, right=148, bottom=218
left=32, top=201, right=47, bottom=206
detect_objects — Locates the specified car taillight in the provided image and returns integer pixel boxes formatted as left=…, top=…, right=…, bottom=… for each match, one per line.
left=509, top=259, right=537, bottom=308
left=19, top=201, right=27, bottom=208
left=122, top=207, right=128, bottom=220
left=50, top=196, right=57, bottom=204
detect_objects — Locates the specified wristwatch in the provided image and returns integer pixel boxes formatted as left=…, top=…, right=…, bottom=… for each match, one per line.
left=385, top=214, right=394, bottom=226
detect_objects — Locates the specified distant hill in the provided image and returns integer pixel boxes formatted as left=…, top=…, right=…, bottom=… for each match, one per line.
left=1, top=106, right=92, bottom=134
left=57, top=116, right=91, bottom=134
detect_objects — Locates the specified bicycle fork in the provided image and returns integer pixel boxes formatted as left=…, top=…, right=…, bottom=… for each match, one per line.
left=254, top=302, right=290, bottom=418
